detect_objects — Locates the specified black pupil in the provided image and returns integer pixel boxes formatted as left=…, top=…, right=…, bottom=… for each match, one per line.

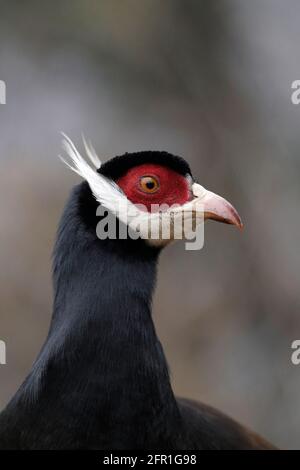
left=146, top=180, right=155, bottom=190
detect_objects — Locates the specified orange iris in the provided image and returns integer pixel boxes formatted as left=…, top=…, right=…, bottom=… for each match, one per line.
left=139, top=175, right=160, bottom=194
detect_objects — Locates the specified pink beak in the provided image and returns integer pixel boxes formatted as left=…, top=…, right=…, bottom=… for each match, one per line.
left=192, top=184, right=243, bottom=230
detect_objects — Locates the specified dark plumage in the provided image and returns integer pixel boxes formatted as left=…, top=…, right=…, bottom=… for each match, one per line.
left=99, top=150, right=191, bottom=180
left=0, top=148, right=275, bottom=450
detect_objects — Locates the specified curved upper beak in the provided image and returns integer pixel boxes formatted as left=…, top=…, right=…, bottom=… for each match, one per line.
left=192, top=183, right=243, bottom=230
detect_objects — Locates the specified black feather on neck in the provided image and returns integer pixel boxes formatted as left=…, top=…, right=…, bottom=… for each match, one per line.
left=0, top=182, right=183, bottom=449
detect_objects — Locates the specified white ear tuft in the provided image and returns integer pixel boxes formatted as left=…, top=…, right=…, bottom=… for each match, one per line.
left=59, top=134, right=139, bottom=221
left=82, top=134, right=101, bottom=169
left=60, top=135, right=174, bottom=239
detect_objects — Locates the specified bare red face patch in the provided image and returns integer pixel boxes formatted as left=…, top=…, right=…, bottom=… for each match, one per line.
left=116, top=163, right=191, bottom=212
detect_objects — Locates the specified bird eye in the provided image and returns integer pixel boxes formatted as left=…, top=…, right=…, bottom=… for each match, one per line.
left=139, top=175, right=160, bottom=194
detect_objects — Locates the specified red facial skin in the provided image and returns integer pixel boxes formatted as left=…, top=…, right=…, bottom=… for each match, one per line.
left=116, top=164, right=191, bottom=212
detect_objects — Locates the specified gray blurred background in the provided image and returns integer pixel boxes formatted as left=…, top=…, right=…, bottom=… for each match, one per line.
left=0, top=0, right=300, bottom=449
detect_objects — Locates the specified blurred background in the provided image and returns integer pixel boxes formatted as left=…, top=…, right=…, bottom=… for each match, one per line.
left=0, top=0, right=300, bottom=449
